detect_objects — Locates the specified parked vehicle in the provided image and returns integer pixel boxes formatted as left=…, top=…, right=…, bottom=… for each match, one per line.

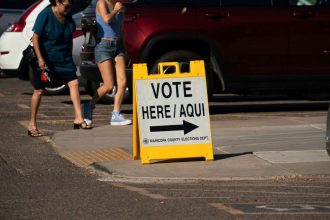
left=0, top=0, right=90, bottom=94
left=80, top=0, right=330, bottom=104
left=0, top=0, right=38, bottom=34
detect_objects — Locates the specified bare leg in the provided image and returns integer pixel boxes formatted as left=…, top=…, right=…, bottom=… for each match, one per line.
left=91, top=59, right=115, bottom=107
left=113, top=55, right=126, bottom=112
left=68, top=79, right=84, bottom=123
left=28, top=89, right=44, bottom=130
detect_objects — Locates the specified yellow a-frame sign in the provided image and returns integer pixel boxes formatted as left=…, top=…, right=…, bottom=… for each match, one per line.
left=132, top=60, right=214, bottom=164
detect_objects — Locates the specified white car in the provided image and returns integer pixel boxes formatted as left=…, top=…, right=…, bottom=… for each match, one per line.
left=0, top=0, right=38, bottom=34
left=0, top=0, right=89, bottom=94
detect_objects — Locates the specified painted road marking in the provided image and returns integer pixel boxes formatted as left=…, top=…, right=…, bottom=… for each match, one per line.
left=210, top=203, right=244, bottom=215
left=17, top=104, right=30, bottom=109
left=210, top=203, right=330, bottom=215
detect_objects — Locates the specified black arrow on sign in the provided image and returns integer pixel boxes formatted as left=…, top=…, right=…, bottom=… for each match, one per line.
left=150, top=120, right=199, bottom=135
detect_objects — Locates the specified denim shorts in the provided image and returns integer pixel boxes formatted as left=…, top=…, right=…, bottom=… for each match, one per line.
left=94, top=40, right=125, bottom=63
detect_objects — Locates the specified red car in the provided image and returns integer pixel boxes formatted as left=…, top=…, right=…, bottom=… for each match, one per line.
left=80, top=0, right=330, bottom=103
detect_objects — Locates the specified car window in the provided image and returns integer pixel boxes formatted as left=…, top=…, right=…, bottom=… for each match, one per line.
left=71, top=0, right=92, bottom=14
left=220, top=0, right=272, bottom=7
left=89, top=0, right=97, bottom=7
left=0, top=0, right=38, bottom=10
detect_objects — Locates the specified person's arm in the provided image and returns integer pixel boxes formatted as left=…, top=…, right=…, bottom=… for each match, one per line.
left=32, top=9, right=48, bottom=69
left=32, top=33, right=46, bottom=69
left=96, top=0, right=123, bottom=23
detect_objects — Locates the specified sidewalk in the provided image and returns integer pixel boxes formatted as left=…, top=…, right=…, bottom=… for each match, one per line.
left=52, top=115, right=330, bottom=183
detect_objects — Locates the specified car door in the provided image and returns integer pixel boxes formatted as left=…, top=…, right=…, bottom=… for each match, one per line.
left=197, top=0, right=289, bottom=88
left=288, top=0, right=330, bottom=75
left=124, top=0, right=198, bottom=64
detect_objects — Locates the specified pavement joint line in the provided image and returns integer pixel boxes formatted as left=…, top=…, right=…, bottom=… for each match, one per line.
left=253, top=150, right=330, bottom=164
left=215, top=130, right=324, bottom=139
left=251, top=153, right=301, bottom=175
left=223, top=138, right=323, bottom=148
left=221, top=135, right=322, bottom=142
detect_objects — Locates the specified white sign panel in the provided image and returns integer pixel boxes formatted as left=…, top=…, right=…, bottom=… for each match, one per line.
left=136, top=77, right=212, bottom=147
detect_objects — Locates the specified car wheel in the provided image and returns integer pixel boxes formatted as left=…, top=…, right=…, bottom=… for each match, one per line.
left=28, top=66, right=68, bottom=95
left=91, top=81, right=131, bottom=104
left=150, top=50, right=214, bottom=100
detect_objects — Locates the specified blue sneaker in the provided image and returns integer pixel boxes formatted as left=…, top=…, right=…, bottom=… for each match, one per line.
left=111, top=112, right=132, bottom=125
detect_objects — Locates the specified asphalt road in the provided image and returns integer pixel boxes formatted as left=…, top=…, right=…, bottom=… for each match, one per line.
left=0, top=77, right=329, bottom=219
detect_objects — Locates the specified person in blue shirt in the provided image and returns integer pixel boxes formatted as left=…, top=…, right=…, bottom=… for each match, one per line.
left=90, top=0, right=131, bottom=125
left=28, top=0, right=92, bottom=137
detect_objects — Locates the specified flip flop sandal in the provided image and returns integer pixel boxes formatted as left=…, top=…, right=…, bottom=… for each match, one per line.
left=28, top=128, right=42, bottom=137
left=73, top=121, right=93, bottom=129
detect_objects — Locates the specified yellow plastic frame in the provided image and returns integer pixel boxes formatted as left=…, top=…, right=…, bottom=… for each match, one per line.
left=132, top=60, right=214, bottom=164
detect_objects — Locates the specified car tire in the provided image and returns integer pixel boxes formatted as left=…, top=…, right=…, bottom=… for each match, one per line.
left=28, top=66, right=68, bottom=95
left=150, top=50, right=214, bottom=100
left=91, top=81, right=131, bottom=104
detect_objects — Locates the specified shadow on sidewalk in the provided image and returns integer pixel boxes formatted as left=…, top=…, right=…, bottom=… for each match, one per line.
left=151, top=152, right=253, bottom=164
left=214, top=152, right=253, bottom=160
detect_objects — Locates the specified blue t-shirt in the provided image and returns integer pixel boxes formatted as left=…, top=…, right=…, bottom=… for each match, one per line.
left=32, top=5, right=76, bottom=73
left=96, top=9, right=124, bottom=39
